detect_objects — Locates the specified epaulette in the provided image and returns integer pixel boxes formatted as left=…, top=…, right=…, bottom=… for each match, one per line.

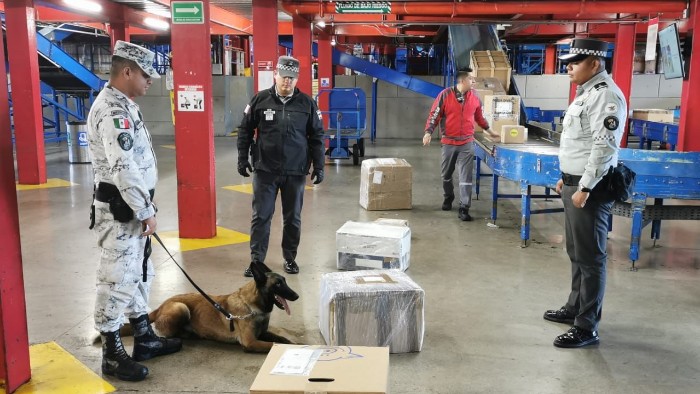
left=594, top=82, right=608, bottom=90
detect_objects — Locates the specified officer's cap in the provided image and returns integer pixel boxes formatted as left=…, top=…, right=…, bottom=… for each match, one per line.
left=559, top=38, right=609, bottom=63
left=113, top=40, right=160, bottom=79
left=277, top=56, right=300, bottom=78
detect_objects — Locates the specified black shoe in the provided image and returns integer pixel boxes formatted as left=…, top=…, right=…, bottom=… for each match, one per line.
left=130, top=315, right=182, bottom=362
left=243, top=267, right=253, bottom=277
left=553, top=326, right=599, bottom=348
left=101, top=330, right=149, bottom=381
left=283, top=260, right=299, bottom=274
left=458, top=205, right=472, bottom=221
left=543, top=307, right=575, bottom=324
left=442, top=196, right=454, bottom=211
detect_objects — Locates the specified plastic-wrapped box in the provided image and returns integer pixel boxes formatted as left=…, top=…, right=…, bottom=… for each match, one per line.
left=336, top=221, right=411, bottom=271
left=319, top=270, right=425, bottom=353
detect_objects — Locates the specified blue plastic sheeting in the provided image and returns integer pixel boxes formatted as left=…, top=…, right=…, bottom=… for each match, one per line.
left=332, top=49, right=443, bottom=98
left=36, top=33, right=106, bottom=92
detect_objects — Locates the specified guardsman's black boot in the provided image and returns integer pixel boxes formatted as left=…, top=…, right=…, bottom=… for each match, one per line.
left=130, top=314, right=182, bottom=362
left=101, top=330, right=148, bottom=381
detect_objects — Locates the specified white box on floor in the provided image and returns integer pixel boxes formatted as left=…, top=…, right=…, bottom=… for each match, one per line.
left=336, top=221, right=411, bottom=271
left=250, top=344, right=389, bottom=394
left=319, top=270, right=425, bottom=353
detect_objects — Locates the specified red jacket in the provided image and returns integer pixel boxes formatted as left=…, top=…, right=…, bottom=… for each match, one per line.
left=424, top=87, right=489, bottom=146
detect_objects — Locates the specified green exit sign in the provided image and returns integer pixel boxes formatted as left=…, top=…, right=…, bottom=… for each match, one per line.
left=335, top=1, right=391, bottom=14
left=172, top=1, right=204, bottom=24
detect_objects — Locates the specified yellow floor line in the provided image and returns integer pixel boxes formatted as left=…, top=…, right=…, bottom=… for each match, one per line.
left=1, top=342, right=115, bottom=394
left=16, top=178, right=74, bottom=191
left=223, top=183, right=313, bottom=195
left=157, top=226, right=250, bottom=252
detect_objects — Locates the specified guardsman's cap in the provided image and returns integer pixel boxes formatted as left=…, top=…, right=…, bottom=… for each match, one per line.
left=277, top=55, right=300, bottom=78
left=559, top=38, right=609, bottom=63
left=113, top=40, right=161, bottom=79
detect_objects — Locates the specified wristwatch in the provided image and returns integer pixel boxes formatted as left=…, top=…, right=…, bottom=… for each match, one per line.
left=578, top=184, right=592, bottom=193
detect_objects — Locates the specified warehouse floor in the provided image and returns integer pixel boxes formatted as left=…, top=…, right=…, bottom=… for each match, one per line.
left=13, top=137, right=700, bottom=394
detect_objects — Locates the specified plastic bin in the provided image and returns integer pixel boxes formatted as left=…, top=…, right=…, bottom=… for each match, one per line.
left=67, top=121, right=90, bottom=163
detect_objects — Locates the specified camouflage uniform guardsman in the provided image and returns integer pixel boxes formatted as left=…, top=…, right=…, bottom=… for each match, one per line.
left=87, top=43, right=159, bottom=335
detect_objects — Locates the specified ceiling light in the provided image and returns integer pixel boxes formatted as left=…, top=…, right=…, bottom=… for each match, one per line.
left=63, top=0, right=102, bottom=13
left=331, top=36, right=337, bottom=46
left=317, top=20, right=326, bottom=28
left=144, top=17, right=170, bottom=31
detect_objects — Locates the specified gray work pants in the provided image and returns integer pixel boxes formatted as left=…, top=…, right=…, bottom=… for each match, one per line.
left=441, top=142, right=475, bottom=207
left=561, top=184, right=614, bottom=332
left=250, top=170, right=306, bottom=263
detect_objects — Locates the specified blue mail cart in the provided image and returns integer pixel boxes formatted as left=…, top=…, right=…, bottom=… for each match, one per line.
left=316, top=88, right=367, bottom=165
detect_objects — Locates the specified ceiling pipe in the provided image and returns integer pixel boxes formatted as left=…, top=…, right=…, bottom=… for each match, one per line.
left=281, top=1, right=687, bottom=16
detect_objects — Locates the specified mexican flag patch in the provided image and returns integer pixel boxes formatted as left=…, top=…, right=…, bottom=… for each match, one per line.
left=113, top=118, right=130, bottom=129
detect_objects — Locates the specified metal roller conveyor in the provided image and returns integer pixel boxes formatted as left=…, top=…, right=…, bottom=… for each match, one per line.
left=473, top=128, right=700, bottom=269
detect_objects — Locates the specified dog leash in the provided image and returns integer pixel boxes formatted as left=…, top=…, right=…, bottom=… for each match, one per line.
left=151, top=232, right=256, bottom=331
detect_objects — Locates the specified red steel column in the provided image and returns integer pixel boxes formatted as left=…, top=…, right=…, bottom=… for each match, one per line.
left=108, top=22, right=130, bottom=49
left=679, top=0, right=700, bottom=151
left=612, top=23, right=636, bottom=148
left=544, top=45, right=556, bottom=74
left=171, top=0, right=216, bottom=238
left=6, top=0, right=46, bottom=184
left=317, top=32, right=333, bottom=114
left=252, top=0, right=278, bottom=91
left=0, top=25, right=31, bottom=394
left=292, top=15, right=312, bottom=95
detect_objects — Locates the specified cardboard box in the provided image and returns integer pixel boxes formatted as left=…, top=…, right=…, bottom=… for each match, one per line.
left=483, top=95, right=521, bottom=117
left=500, top=125, right=527, bottom=144
left=631, top=109, right=675, bottom=123
left=474, top=77, right=506, bottom=94
left=474, top=90, right=494, bottom=131
left=250, top=344, right=389, bottom=394
left=319, top=270, right=425, bottom=353
left=336, top=221, right=411, bottom=271
left=471, top=50, right=512, bottom=90
left=360, top=158, right=412, bottom=211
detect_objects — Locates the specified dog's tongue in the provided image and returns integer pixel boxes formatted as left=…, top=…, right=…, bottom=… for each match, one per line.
left=276, top=295, right=291, bottom=315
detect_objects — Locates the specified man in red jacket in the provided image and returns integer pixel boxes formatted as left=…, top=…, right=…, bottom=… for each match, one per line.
left=423, top=67, right=498, bottom=221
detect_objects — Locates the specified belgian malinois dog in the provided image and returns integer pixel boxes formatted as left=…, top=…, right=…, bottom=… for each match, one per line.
left=149, top=262, right=299, bottom=353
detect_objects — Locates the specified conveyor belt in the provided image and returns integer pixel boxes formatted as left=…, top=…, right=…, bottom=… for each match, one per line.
left=473, top=132, right=700, bottom=267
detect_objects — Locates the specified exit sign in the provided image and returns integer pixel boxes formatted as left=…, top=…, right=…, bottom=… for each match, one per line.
left=172, top=1, right=204, bottom=24
left=335, top=1, right=391, bottom=14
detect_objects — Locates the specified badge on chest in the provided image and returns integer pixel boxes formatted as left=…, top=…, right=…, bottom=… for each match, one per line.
left=263, top=109, right=275, bottom=121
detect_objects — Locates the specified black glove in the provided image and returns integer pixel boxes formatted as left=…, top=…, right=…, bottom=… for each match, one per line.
left=311, top=168, right=324, bottom=184
left=238, top=158, right=253, bottom=177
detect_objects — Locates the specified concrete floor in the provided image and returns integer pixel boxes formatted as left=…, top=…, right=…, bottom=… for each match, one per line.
left=15, top=137, right=700, bottom=393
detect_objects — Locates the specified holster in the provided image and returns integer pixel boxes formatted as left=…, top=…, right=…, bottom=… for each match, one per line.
left=95, top=182, right=155, bottom=223
left=249, top=141, right=258, bottom=168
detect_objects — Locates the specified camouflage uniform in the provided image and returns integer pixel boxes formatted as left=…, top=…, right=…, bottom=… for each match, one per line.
left=88, top=85, right=158, bottom=333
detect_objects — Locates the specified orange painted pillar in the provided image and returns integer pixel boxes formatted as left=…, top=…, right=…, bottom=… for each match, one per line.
left=6, top=0, right=46, bottom=185
left=171, top=0, right=216, bottom=238
left=292, top=15, right=312, bottom=95
left=0, top=24, right=31, bottom=394
left=252, top=0, right=278, bottom=91
left=544, top=45, right=556, bottom=74
left=678, top=0, right=700, bottom=151
left=612, top=24, right=636, bottom=148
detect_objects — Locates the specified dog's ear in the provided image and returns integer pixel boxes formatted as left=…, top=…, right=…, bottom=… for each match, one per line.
left=250, top=262, right=271, bottom=284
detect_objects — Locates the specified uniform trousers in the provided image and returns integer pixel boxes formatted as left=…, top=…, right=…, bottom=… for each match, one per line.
left=561, top=184, right=614, bottom=332
left=441, top=141, right=475, bottom=207
left=250, top=170, right=306, bottom=263
left=93, top=201, right=154, bottom=333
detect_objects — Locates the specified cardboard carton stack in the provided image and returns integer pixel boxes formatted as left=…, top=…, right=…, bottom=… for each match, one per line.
left=250, top=344, right=389, bottom=394
left=483, top=95, right=521, bottom=136
left=319, top=270, right=425, bottom=353
left=499, top=125, right=528, bottom=144
left=336, top=220, right=411, bottom=271
left=359, top=158, right=412, bottom=210
left=470, top=50, right=512, bottom=91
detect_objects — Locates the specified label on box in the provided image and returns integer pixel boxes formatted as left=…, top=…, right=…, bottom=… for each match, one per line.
left=355, top=258, right=384, bottom=269
left=372, top=171, right=383, bottom=184
left=270, top=348, right=322, bottom=376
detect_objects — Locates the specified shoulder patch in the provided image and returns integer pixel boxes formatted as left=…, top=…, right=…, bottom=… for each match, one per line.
left=594, top=82, right=608, bottom=90
left=113, top=117, right=130, bottom=129
left=117, top=132, right=134, bottom=151
left=603, top=116, right=619, bottom=131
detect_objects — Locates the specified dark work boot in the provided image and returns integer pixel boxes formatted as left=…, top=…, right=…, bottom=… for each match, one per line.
left=442, top=195, right=454, bottom=211
left=458, top=205, right=472, bottom=221
left=101, top=330, right=148, bottom=381
left=130, top=314, right=182, bottom=362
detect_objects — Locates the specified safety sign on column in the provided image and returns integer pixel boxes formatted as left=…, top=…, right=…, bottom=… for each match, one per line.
left=177, top=84, right=204, bottom=112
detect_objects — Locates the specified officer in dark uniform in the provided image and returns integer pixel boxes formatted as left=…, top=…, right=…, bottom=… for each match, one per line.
left=238, top=55, right=325, bottom=277
left=543, top=38, right=627, bottom=348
